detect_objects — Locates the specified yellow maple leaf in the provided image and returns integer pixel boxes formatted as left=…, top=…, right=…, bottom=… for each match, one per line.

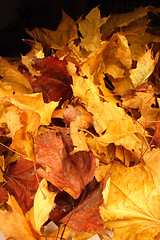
left=101, top=6, right=160, bottom=61
left=82, top=33, right=133, bottom=94
left=78, top=6, right=108, bottom=52
left=100, top=158, right=160, bottom=240
left=0, top=57, right=32, bottom=94
left=130, top=49, right=159, bottom=88
left=26, top=10, right=78, bottom=50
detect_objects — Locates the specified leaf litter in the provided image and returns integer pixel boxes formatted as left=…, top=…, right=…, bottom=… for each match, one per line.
left=0, top=5, right=160, bottom=240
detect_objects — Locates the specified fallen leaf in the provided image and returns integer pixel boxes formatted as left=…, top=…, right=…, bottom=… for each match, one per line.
left=5, top=156, right=40, bottom=214
left=130, top=49, right=159, bottom=88
left=34, top=179, right=57, bottom=233
left=101, top=6, right=150, bottom=39
left=78, top=6, right=108, bottom=52
left=0, top=187, right=8, bottom=205
left=22, top=56, right=73, bottom=104
left=100, top=159, right=160, bottom=240
left=0, top=57, right=32, bottom=94
left=0, top=195, right=37, bottom=240
left=62, top=179, right=108, bottom=234
left=35, top=128, right=96, bottom=199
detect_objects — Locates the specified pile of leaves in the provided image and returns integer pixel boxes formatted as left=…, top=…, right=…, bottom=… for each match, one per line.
left=1, top=5, right=160, bottom=240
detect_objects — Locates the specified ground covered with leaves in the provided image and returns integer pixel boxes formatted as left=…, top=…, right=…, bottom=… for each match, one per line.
left=1, top=5, right=160, bottom=240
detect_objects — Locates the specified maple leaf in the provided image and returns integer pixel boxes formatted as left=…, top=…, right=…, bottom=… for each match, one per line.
left=130, top=49, right=159, bottom=88
left=35, top=127, right=96, bottom=199
left=4, top=156, right=40, bottom=214
left=20, top=56, right=73, bottom=104
left=122, top=83, right=156, bottom=111
left=26, top=10, right=78, bottom=50
left=100, top=157, right=160, bottom=240
left=101, top=6, right=151, bottom=39
left=0, top=92, right=58, bottom=157
left=63, top=104, right=93, bottom=152
left=0, top=195, right=37, bottom=240
left=78, top=6, right=108, bottom=52
left=0, top=57, right=32, bottom=94
left=33, top=179, right=57, bottom=233
left=101, top=6, right=160, bottom=60
left=153, top=122, right=160, bottom=147
left=62, top=179, right=108, bottom=234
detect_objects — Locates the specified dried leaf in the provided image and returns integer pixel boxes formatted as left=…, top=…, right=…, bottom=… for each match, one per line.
left=0, top=57, right=32, bottom=94
left=79, top=7, right=108, bottom=52
left=34, top=179, right=57, bottom=232
left=100, top=159, right=160, bottom=240
left=35, top=128, right=96, bottom=199
left=0, top=195, right=36, bottom=240
left=5, top=157, right=39, bottom=214
left=62, top=179, right=107, bottom=234
left=22, top=56, right=73, bottom=104
left=130, top=49, right=159, bottom=87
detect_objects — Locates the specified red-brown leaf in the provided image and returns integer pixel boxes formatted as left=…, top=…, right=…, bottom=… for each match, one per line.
left=4, top=157, right=40, bottom=214
left=0, top=187, right=8, bottom=204
left=35, top=128, right=96, bottom=199
left=19, top=57, right=73, bottom=104
left=62, top=179, right=107, bottom=234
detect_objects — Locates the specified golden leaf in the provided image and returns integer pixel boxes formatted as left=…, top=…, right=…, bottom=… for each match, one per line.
left=0, top=195, right=36, bottom=240
left=79, top=6, right=108, bottom=52
left=34, top=179, right=57, bottom=233
left=130, top=49, right=159, bottom=87
left=0, top=57, right=32, bottom=94
left=100, top=160, right=160, bottom=240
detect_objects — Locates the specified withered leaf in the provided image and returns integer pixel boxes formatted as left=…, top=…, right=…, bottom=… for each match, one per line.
left=62, top=179, right=107, bottom=234
left=4, top=157, right=40, bottom=214
left=35, top=128, right=96, bottom=199
left=0, top=187, right=8, bottom=205
left=21, top=56, right=73, bottom=104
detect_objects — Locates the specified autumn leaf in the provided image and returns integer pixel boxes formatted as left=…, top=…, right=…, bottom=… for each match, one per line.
left=4, top=156, right=40, bottom=214
left=33, top=179, right=57, bottom=233
left=0, top=195, right=37, bottom=240
left=20, top=56, right=73, bottom=104
left=101, top=6, right=160, bottom=60
left=100, top=158, right=160, bottom=240
left=0, top=57, right=32, bottom=94
left=63, top=104, right=92, bottom=152
left=78, top=6, right=108, bottom=52
left=35, top=128, right=96, bottom=199
left=130, top=49, right=159, bottom=88
left=62, top=179, right=108, bottom=234
left=72, top=66, right=147, bottom=158
left=101, top=6, right=150, bottom=39
left=0, top=187, right=8, bottom=206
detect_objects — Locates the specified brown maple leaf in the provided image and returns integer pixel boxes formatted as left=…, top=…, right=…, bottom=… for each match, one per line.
left=61, top=179, right=107, bottom=234
left=19, top=56, right=73, bottom=105
left=4, top=156, right=40, bottom=214
left=35, top=127, right=96, bottom=199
